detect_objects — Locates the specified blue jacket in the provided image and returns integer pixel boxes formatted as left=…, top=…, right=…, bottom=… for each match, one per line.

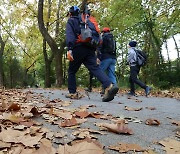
left=65, top=16, right=81, bottom=50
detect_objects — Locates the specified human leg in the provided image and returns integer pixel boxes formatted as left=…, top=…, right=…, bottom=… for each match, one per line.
left=84, top=54, right=119, bottom=102
left=68, top=60, right=82, bottom=93
left=107, top=59, right=117, bottom=84
left=130, top=66, right=146, bottom=90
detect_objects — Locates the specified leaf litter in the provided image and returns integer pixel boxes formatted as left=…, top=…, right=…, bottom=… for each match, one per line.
left=0, top=88, right=179, bottom=153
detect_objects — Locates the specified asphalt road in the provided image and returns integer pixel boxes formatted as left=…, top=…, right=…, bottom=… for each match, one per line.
left=30, top=88, right=180, bottom=154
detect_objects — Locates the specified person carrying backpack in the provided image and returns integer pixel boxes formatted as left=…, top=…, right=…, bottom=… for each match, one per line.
left=127, top=41, right=151, bottom=97
left=97, top=27, right=117, bottom=94
left=65, top=6, right=119, bottom=102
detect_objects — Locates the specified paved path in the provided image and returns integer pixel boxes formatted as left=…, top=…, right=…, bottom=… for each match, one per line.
left=30, top=89, right=180, bottom=154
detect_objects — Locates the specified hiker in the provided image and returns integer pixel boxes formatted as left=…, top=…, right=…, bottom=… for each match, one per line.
left=65, top=6, right=119, bottom=102
left=84, top=51, right=100, bottom=92
left=97, top=27, right=117, bottom=94
left=127, top=41, right=151, bottom=96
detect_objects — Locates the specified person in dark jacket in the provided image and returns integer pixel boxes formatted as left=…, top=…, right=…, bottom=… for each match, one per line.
left=65, top=6, right=119, bottom=102
left=127, top=41, right=151, bottom=97
left=98, top=27, right=117, bottom=94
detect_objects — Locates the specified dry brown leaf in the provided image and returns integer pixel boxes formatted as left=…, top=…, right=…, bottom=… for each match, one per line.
left=57, top=141, right=104, bottom=154
left=21, top=133, right=43, bottom=147
left=74, top=110, right=90, bottom=118
left=72, top=130, right=97, bottom=139
left=19, top=121, right=34, bottom=127
left=0, top=128, right=27, bottom=143
left=159, top=138, right=180, bottom=154
left=109, top=142, right=144, bottom=153
left=1, top=97, right=8, bottom=109
left=0, top=128, right=43, bottom=147
left=54, top=110, right=72, bottom=119
left=49, top=107, right=54, bottom=115
left=90, top=112, right=102, bottom=119
left=60, top=117, right=78, bottom=127
left=145, top=119, right=160, bottom=126
left=171, top=120, right=180, bottom=126
left=8, top=103, right=21, bottom=111
left=125, top=106, right=143, bottom=111
left=32, top=138, right=56, bottom=154
left=0, top=140, right=11, bottom=149
left=96, top=120, right=133, bottom=135
left=30, top=107, right=40, bottom=116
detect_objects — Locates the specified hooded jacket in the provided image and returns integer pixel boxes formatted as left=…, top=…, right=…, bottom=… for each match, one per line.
left=65, top=16, right=81, bottom=50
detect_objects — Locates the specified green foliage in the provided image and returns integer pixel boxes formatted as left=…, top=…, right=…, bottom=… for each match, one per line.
left=0, top=0, right=179, bottom=89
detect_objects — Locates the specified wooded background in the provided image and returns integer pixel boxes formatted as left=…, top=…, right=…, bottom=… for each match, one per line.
left=0, top=0, right=179, bottom=89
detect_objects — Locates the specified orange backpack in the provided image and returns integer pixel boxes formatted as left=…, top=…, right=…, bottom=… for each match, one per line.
left=76, top=13, right=101, bottom=48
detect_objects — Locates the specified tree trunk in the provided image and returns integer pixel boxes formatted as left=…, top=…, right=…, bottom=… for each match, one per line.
left=172, top=35, right=180, bottom=69
left=165, top=39, right=171, bottom=71
left=0, top=34, right=5, bottom=87
left=38, top=0, right=63, bottom=87
left=55, top=41, right=65, bottom=86
left=43, top=38, right=53, bottom=87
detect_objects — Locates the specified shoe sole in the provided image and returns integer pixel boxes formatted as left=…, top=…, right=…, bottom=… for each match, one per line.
left=102, top=86, right=119, bottom=102
left=146, top=87, right=152, bottom=97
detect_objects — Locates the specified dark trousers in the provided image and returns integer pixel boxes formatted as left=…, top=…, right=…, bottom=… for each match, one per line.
left=68, top=46, right=111, bottom=93
left=88, top=72, right=93, bottom=89
left=129, top=65, right=146, bottom=93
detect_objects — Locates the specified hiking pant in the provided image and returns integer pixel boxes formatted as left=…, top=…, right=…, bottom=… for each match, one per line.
left=129, top=65, right=146, bottom=93
left=68, top=45, right=111, bottom=93
left=100, top=58, right=117, bottom=84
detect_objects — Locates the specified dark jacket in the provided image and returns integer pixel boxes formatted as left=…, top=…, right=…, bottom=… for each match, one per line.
left=65, top=16, right=81, bottom=50
left=98, top=32, right=116, bottom=60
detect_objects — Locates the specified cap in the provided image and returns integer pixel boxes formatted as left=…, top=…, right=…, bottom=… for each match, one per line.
left=102, top=27, right=110, bottom=32
left=129, top=41, right=137, bottom=47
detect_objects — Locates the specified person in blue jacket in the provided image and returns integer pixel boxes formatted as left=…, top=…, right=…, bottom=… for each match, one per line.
left=65, top=6, right=119, bottom=102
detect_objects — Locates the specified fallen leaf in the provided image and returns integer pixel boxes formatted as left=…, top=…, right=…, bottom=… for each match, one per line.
left=8, top=103, right=21, bottom=111
left=125, top=106, right=143, bottom=111
left=60, top=117, right=78, bottom=127
left=96, top=120, right=133, bottom=135
left=109, top=142, right=144, bottom=153
left=145, top=119, right=160, bottom=126
left=171, top=120, right=180, bottom=126
left=74, top=110, right=90, bottom=118
left=159, top=138, right=180, bottom=154
left=0, top=140, right=11, bottom=149
left=32, top=138, right=56, bottom=154
left=57, top=140, right=104, bottom=154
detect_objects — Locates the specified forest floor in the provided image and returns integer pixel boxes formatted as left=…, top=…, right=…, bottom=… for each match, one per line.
left=0, top=88, right=180, bottom=154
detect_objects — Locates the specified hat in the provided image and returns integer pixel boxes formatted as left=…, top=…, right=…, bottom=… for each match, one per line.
left=69, top=6, right=80, bottom=16
left=129, top=41, right=137, bottom=47
left=102, top=27, right=110, bottom=32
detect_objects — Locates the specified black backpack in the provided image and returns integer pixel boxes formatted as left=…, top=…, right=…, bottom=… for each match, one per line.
left=134, top=49, right=147, bottom=66
left=102, top=33, right=116, bottom=55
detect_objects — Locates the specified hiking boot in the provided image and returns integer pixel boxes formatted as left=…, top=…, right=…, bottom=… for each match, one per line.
left=102, top=84, right=119, bottom=102
left=145, top=86, right=152, bottom=97
left=100, top=88, right=105, bottom=95
left=127, top=91, right=137, bottom=97
left=65, top=93, right=79, bottom=99
left=84, top=87, right=92, bottom=92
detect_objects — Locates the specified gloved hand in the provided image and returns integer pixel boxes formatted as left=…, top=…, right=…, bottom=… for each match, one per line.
left=67, top=50, right=74, bottom=61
